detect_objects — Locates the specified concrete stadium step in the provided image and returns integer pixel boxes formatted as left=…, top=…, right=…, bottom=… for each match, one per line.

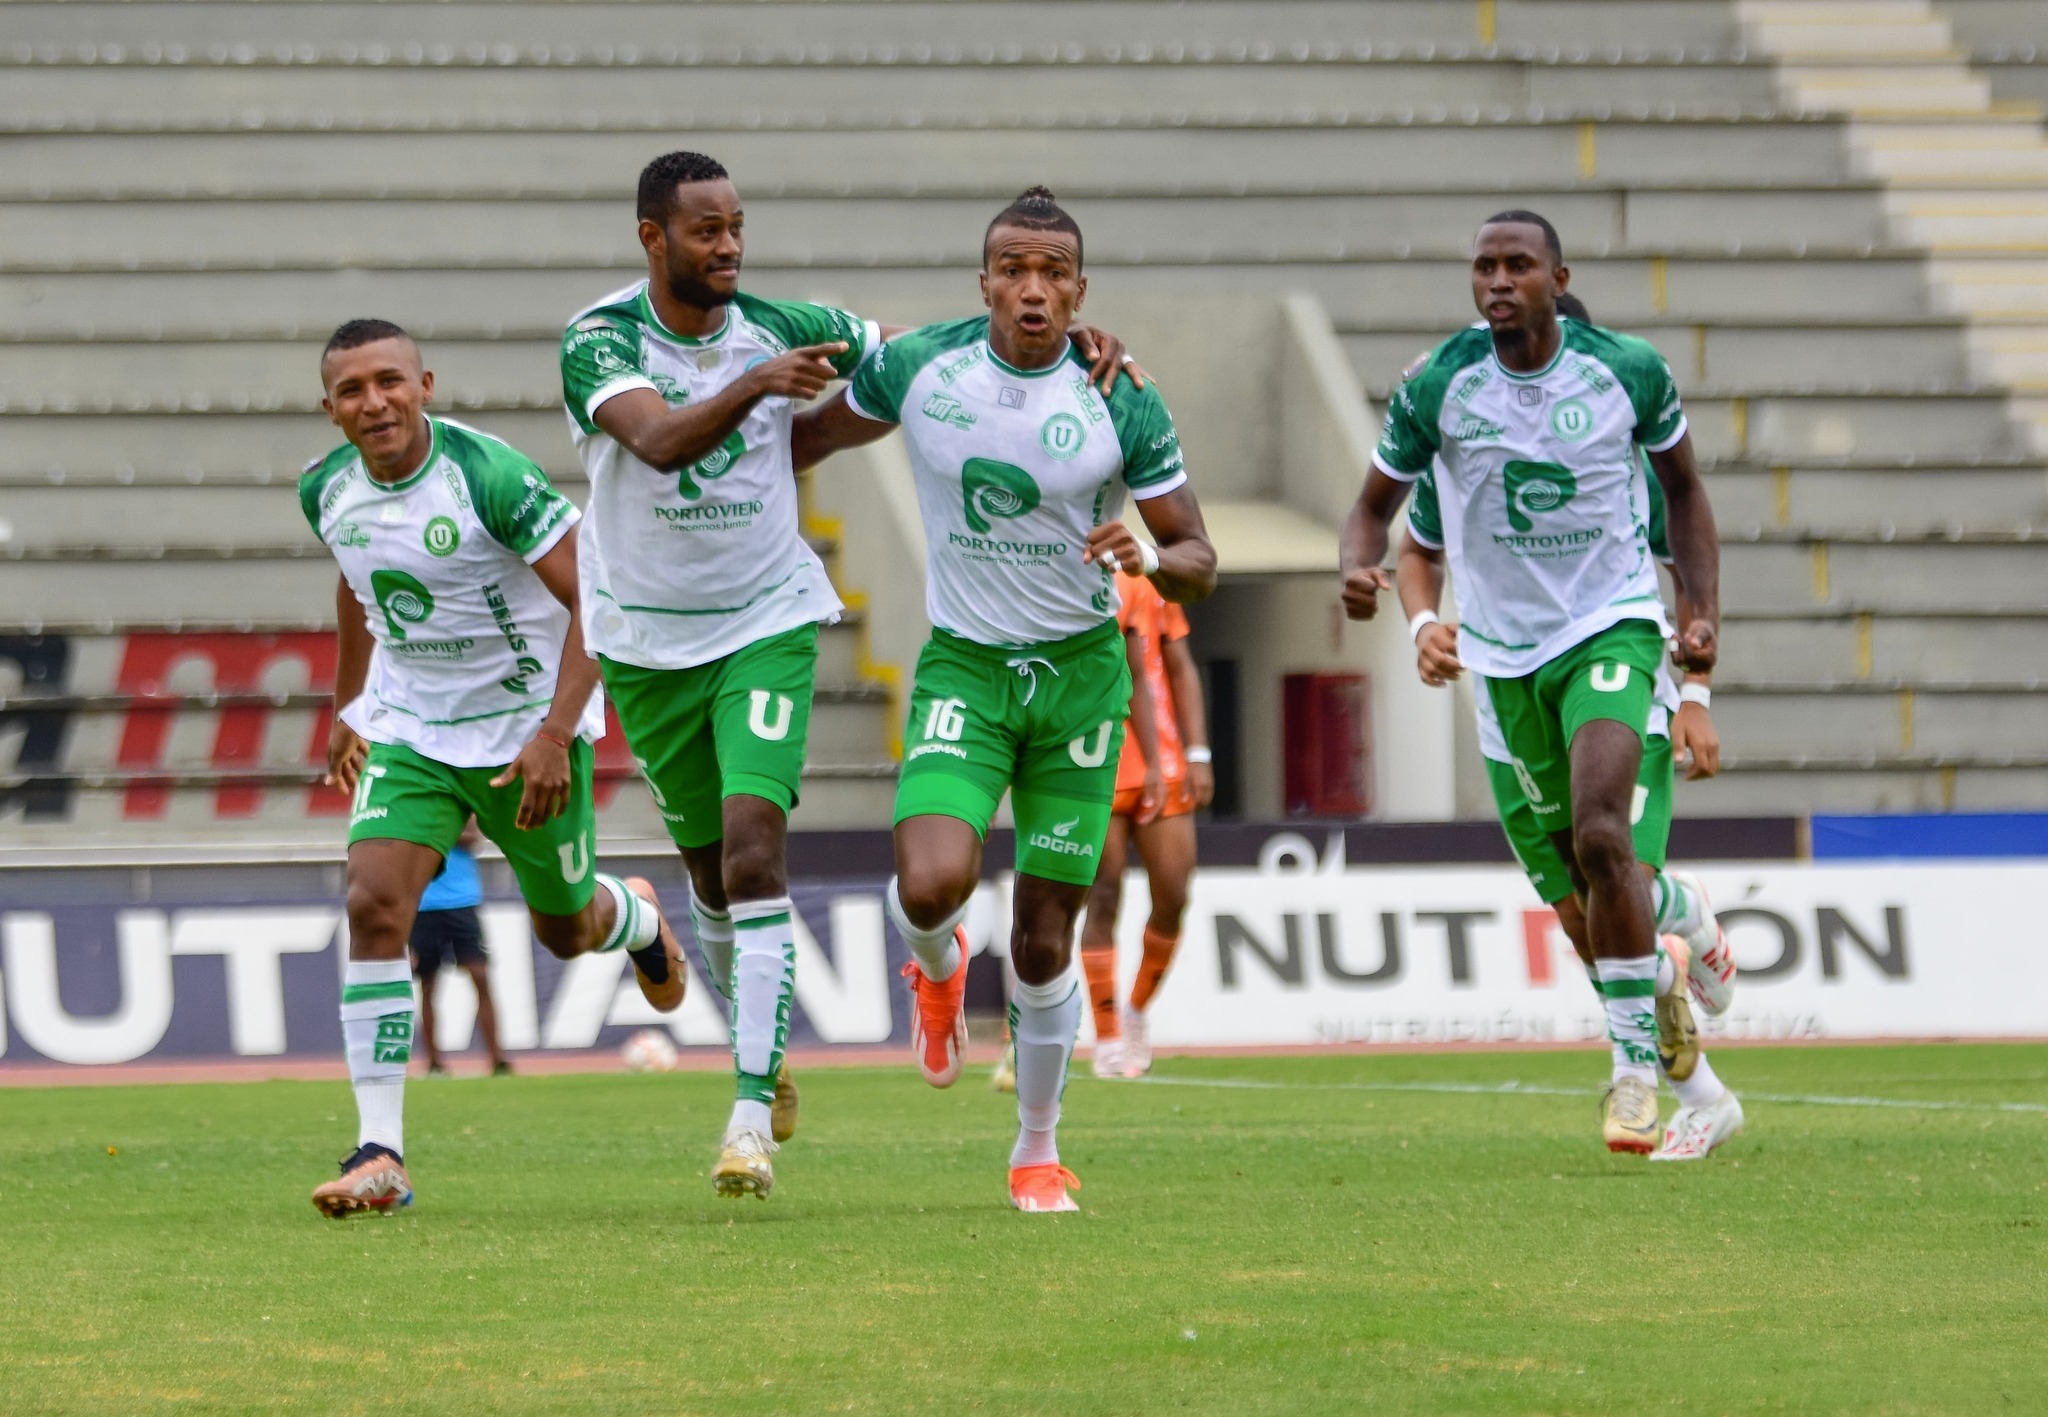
left=1938, top=0, right=2048, bottom=53
left=1344, top=320, right=1976, bottom=392
left=1706, top=464, right=2048, bottom=534
left=1718, top=611, right=2048, bottom=681
left=1679, top=762, right=2048, bottom=812
left=0, top=409, right=583, bottom=482
left=0, top=188, right=1904, bottom=275
left=1976, top=63, right=2048, bottom=110
left=0, top=256, right=1957, bottom=342
left=1720, top=537, right=2048, bottom=613
left=0, top=62, right=1791, bottom=134
left=0, top=122, right=1862, bottom=200
left=0, top=2, right=1749, bottom=60
left=1714, top=685, right=2048, bottom=757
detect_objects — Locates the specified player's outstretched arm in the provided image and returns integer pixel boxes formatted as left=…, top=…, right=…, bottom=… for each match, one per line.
left=595, top=341, right=848, bottom=472
left=790, top=389, right=898, bottom=473
left=1089, top=486, right=1216, bottom=604
left=489, top=531, right=600, bottom=829
left=1160, top=634, right=1213, bottom=806
left=326, top=573, right=372, bottom=795
left=1338, top=468, right=1412, bottom=620
left=1648, top=432, right=1720, bottom=673
left=1395, top=531, right=1464, bottom=687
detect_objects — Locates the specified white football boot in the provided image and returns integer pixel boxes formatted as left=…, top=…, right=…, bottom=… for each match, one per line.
left=1119, top=1005, right=1153, bottom=1078
left=1667, top=870, right=1736, bottom=1016
left=1090, top=1037, right=1126, bottom=1080
left=1650, top=1089, right=1745, bottom=1161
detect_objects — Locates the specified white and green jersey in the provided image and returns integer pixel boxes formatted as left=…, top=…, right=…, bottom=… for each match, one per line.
left=846, top=316, right=1186, bottom=647
left=560, top=282, right=879, bottom=669
left=1374, top=318, right=1684, bottom=678
left=299, top=417, right=603, bottom=768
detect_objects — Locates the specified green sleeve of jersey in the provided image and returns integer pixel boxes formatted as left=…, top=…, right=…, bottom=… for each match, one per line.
left=560, top=314, right=652, bottom=435
left=1407, top=468, right=1444, bottom=548
left=457, top=436, right=577, bottom=560
left=1374, top=358, right=1453, bottom=479
left=1640, top=448, right=1671, bottom=560
left=297, top=445, right=353, bottom=541
left=1614, top=336, right=1686, bottom=451
left=733, top=293, right=873, bottom=377
left=849, top=318, right=987, bottom=424
left=1106, top=378, right=1187, bottom=491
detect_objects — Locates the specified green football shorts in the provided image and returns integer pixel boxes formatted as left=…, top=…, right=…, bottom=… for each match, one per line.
left=1481, top=619, right=1666, bottom=834
left=1486, top=734, right=1675, bottom=904
left=895, top=620, right=1130, bottom=887
left=346, top=737, right=598, bottom=917
left=600, top=621, right=819, bottom=850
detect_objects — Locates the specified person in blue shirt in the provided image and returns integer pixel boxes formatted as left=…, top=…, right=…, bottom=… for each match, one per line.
left=409, top=819, right=511, bottom=1075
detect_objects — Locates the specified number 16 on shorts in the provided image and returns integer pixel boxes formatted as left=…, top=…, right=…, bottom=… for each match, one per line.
left=922, top=697, right=966, bottom=743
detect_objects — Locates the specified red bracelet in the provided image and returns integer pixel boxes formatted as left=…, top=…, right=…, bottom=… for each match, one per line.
left=535, top=729, right=571, bottom=751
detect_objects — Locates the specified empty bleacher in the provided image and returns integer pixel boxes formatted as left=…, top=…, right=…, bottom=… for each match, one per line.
left=4, top=0, right=2047, bottom=842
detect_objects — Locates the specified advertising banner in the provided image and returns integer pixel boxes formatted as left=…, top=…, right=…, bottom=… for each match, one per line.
left=2, top=844, right=2042, bottom=1067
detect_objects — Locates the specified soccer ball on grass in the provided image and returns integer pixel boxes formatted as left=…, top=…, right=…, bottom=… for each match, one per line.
left=620, top=1028, right=679, bottom=1073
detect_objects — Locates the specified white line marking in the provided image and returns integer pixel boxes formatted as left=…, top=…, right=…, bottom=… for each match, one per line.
left=1132, top=1074, right=2048, bottom=1115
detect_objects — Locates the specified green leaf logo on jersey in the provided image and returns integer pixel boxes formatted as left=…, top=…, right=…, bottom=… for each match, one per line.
left=1549, top=398, right=1595, bottom=442
left=1504, top=460, right=1578, bottom=532
left=677, top=430, right=744, bottom=500
left=1039, top=413, right=1086, bottom=461
left=423, top=516, right=460, bottom=557
left=962, top=458, right=1041, bottom=533
left=370, top=569, right=435, bottom=641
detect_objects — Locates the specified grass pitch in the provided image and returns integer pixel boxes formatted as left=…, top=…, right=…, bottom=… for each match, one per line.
left=3, top=1045, right=2044, bottom=1415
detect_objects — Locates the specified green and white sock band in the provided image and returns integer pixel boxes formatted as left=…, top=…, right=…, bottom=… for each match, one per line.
left=690, top=888, right=736, bottom=1004
left=340, top=958, right=414, bottom=1153
left=1593, top=954, right=1660, bottom=1086
left=594, top=873, right=661, bottom=954
left=729, top=897, right=796, bottom=1109
left=1652, top=871, right=1705, bottom=939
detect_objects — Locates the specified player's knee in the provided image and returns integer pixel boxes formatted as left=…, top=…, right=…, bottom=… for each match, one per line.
left=1148, top=876, right=1190, bottom=928
left=345, top=878, right=412, bottom=957
left=529, top=911, right=587, bottom=960
left=720, top=834, right=786, bottom=902
left=895, top=868, right=970, bottom=931
left=1572, top=814, right=1637, bottom=885
left=1083, top=873, right=1122, bottom=923
left=1011, top=931, right=1070, bottom=986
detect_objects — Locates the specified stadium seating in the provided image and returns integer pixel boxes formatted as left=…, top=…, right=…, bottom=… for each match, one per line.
left=4, top=0, right=2047, bottom=839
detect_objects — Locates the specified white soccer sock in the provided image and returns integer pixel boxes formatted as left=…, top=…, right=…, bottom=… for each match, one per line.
left=728, top=1100, right=774, bottom=1137
left=690, top=887, right=736, bottom=1003
left=1009, top=971, right=1081, bottom=1168
left=1652, top=871, right=1706, bottom=940
left=340, top=959, right=415, bottom=1154
left=728, top=897, right=796, bottom=1130
left=1666, top=1052, right=1727, bottom=1110
left=1593, top=954, right=1660, bottom=1087
left=887, top=876, right=966, bottom=982
left=1655, top=941, right=1678, bottom=999
left=593, top=873, right=661, bottom=953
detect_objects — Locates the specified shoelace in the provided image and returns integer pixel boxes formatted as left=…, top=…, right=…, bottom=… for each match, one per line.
left=1003, top=654, right=1059, bottom=705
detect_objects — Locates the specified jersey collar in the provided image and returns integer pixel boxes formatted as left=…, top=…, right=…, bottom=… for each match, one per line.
left=362, top=418, right=441, bottom=492
left=984, top=338, right=1074, bottom=379
left=638, top=285, right=733, bottom=347
left=1490, top=319, right=1567, bottom=382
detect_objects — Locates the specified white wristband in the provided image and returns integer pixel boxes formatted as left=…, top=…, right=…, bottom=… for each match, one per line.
left=1679, top=682, right=1712, bottom=708
left=1132, top=540, right=1160, bottom=576
left=1408, top=609, right=1440, bottom=643
left=1183, top=745, right=1213, bottom=765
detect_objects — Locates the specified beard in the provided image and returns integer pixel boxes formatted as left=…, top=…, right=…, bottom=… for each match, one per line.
left=664, top=264, right=736, bottom=310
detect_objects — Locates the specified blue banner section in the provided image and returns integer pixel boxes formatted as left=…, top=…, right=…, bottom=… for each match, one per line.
left=1810, top=813, right=2048, bottom=861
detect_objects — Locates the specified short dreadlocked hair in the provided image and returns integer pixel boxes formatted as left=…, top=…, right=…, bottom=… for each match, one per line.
left=1480, top=209, right=1564, bottom=264
left=983, top=186, right=1083, bottom=268
left=322, top=318, right=413, bottom=360
left=638, top=150, right=731, bottom=224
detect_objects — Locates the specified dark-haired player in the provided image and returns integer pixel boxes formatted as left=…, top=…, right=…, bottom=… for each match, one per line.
left=306, top=320, right=684, bottom=1218
left=1397, top=292, right=1743, bottom=1160
left=559, top=154, right=1142, bottom=1201
left=793, top=187, right=1216, bottom=1211
left=1340, top=212, right=1723, bottom=1153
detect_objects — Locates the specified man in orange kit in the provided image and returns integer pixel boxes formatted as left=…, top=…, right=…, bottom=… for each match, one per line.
left=1080, top=568, right=1211, bottom=1078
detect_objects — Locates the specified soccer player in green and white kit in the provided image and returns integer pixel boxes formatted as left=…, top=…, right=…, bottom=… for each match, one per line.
left=305, top=321, right=685, bottom=1218
left=1341, top=211, right=1723, bottom=1154
left=560, top=154, right=1138, bottom=1200
left=1398, top=346, right=1744, bottom=1160
left=794, top=188, right=1217, bottom=1212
